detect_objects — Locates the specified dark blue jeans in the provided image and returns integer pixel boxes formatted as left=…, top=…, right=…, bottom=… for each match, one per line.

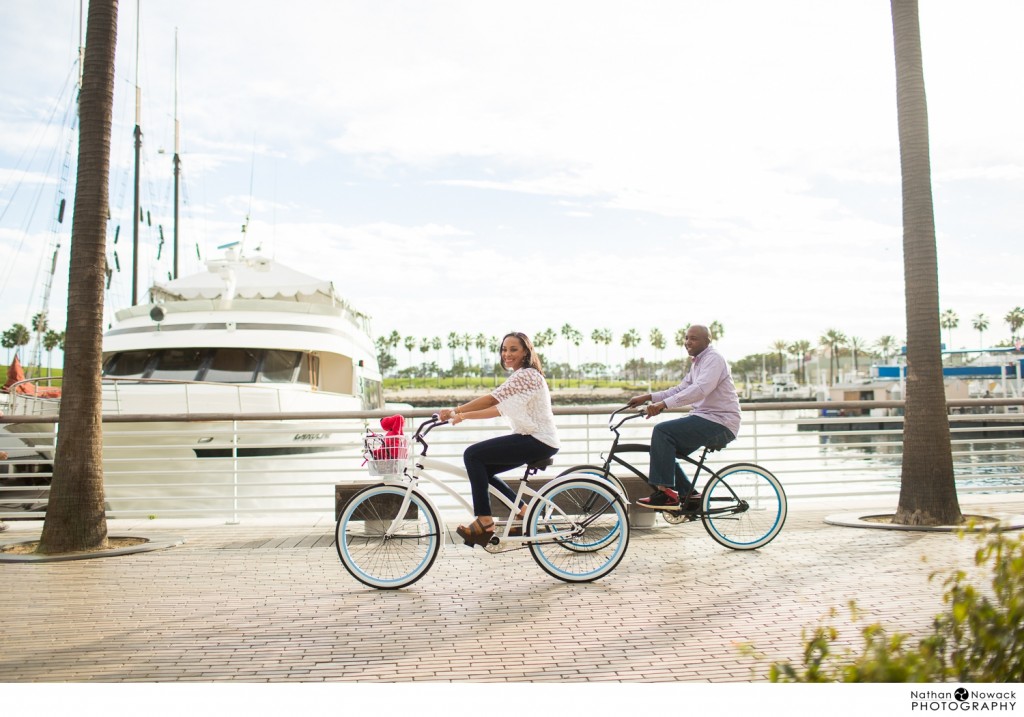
left=649, top=415, right=735, bottom=493
left=463, top=434, right=559, bottom=516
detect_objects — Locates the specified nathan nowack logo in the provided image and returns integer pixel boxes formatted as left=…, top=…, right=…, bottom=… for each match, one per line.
left=910, top=688, right=1017, bottom=712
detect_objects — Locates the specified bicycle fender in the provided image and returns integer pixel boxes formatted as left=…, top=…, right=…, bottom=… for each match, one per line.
left=539, top=471, right=628, bottom=504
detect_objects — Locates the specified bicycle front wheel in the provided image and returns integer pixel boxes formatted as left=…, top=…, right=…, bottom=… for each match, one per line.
left=528, top=476, right=629, bottom=583
left=335, top=484, right=440, bottom=589
left=701, top=463, right=786, bottom=550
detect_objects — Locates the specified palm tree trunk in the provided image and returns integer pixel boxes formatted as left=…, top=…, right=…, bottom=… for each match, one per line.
left=38, top=0, right=119, bottom=553
left=890, top=0, right=961, bottom=525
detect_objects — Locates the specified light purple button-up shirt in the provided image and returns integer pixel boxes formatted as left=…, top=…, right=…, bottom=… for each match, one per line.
left=651, top=345, right=741, bottom=436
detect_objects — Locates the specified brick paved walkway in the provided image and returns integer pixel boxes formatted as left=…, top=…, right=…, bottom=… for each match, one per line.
left=2, top=496, right=1022, bottom=683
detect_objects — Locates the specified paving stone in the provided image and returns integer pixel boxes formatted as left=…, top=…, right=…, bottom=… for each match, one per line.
left=1, top=499, right=1020, bottom=682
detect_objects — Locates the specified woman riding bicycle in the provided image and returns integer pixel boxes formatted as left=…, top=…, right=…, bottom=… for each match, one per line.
left=438, top=331, right=560, bottom=547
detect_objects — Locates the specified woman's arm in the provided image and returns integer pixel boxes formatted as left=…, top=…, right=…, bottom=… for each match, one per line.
left=438, top=394, right=499, bottom=423
left=451, top=405, right=501, bottom=424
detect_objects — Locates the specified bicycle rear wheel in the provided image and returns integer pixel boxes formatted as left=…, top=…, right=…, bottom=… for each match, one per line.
left=336, top=484, right=440, bottom=589
left=701, top=463, right=786, bottom=550
left=528, top=476, right=629, bottom=582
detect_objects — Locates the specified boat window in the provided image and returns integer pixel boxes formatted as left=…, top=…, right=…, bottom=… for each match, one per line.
left=259, top=350, right=301, bottom=383
left=149, top=349, right=207, bottom=381
left=303, top=354, right=319, bottom=389
left=102, top=351, right=155, bottom=378
left=204, top=348, right=259, bottom=383
left=361, top=377, right=384, bottom=410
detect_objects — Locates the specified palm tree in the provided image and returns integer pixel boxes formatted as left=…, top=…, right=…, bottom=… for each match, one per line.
left=474, top=333, right=487, bottom=375
left=533, top=327, right=557, bottom=364
left=770, top=340, right=788, bottom=374
left=560, top=323, right=576, bottom=368
left=446, top=331, right=460, bottom=371
left=1, top=330, right=13, bottom=364
left=43, top=329, right=62, bottom=374
left=819, top=329, right=847, bottom=386
left=403, top=335, right=416, bottom=368
left=487, top=335, right=499, bottom=384
left=709, top=321, right=724, bottom=342
left=1005, top=307, right=1024, bottom=343
left=940, top=308, right=959, bottom=349
left=3, top=324, right=31, bottom=365
left=649, top=328, right=666, bottom=374
left=387, top=330, right=401, bottom=362
left=431, top=336, right=442, bottom=385
left=30, top=312, right=48, bottom=377
left=875, top=334, right=899, bottom=363
left=848, top=336, right=868, bottom=375
left=418, top=337, right=431, bottom=375
left=621, top=328, right=641, bottom=379
left=590, top=328, right=604, bottom=366
left=590, top=328, right=612, bottom=376
left=971, top=314, right=989, bottom=349
left=889, top=0, right=960, bottom=526
left=789, top=339, right=811, bottom=384
left=38, top=0, right=119, bottom=554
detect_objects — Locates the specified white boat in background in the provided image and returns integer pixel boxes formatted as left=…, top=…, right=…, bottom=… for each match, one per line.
left=2, top=247, right=388, bottom=516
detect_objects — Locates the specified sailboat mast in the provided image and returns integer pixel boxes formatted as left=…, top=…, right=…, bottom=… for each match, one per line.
left=131, top=1, right=142, bottom=306
left=172, top=28, right=181, bottom=280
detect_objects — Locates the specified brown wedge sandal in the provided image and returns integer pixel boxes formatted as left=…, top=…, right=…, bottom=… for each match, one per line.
left=456, top=518, right=495, bottom=548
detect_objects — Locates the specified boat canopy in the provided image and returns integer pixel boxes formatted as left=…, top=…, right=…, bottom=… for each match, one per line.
left=150, top=254, right=349, bottom=308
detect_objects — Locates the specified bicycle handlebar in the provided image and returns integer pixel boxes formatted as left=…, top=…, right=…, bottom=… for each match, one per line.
left=609, top=404, right=647, bottom=433
left=414, top=414, right=448, bottom=440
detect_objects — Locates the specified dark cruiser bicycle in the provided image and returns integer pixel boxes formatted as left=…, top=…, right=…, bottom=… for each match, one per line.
left=558, top=405, right=787, bottom=550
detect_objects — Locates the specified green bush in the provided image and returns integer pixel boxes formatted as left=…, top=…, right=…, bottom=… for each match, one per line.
left=767, top=528, right=1024, bottom=683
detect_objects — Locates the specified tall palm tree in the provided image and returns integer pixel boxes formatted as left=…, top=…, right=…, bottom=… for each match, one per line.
left=889, top=0, right=960, bottom=526
left=560, top=323, right=576, bottom=368
left=674, top=328, right=688, bottom=379
left=621, top=328, right=641, bottom=379
left=789, top=339, right=811, bottom=384
left=30, top=312, right=48, bottom=377
left=875, top=334, right=899, bottom=363
left=649, top=328, right=666, bottom=366
left=387, top=330, right=401, bottom=362
left=971, top=314, right=989, bottom=349
left=819, top=329, right=847, bottom=385
left=431, top=336, right=442, bottom=385
left=940, top=308, right=959, bottom=349
left=403, top=335, right=416, bottom=368
left=43, top=329, right=62, bottom=374
left=848, top=336, right=868, bottom=375
left=446, top=331, right=460, bottom=370
left=1004, top=307, right=1024, bottom=343
left=474, top=333, right=487, bottom=376
left=418, top=337, right=431, bottom=375
left=709, top=320, right=724, bottom=342
left=770, top=340, right=788, bottom=374
left=38, top=0, right=119, bottom=554
left=3, top=324, right=31, bottom=365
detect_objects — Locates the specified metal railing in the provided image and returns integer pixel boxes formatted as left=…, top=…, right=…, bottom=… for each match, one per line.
left=2, top=399, right=1021, bottom=521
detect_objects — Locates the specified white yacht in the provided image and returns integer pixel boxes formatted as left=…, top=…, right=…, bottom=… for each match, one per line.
left=2, top=248, right=387, bottom=516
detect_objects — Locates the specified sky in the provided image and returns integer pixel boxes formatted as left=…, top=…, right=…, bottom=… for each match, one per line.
left=1, top=0, right=1022, bottom=371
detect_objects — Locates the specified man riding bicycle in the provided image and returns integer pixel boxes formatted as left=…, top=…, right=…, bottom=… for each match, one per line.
left=626, top=324, right=741, bottom=509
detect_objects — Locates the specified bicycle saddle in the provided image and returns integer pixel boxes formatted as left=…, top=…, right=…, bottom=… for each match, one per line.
left=526, top=458, right=554, bottom=471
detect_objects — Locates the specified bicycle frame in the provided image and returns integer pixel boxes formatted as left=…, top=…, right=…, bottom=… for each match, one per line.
left=377, top=418, right=611, bottom=546
left=598, top=407, right=745, bottom=517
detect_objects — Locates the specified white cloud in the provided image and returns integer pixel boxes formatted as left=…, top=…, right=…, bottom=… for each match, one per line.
left=1, top=0, right=1022, bottom=366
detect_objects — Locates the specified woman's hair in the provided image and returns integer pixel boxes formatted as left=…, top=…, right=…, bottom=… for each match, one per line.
left=501, top=332, right=543, bottom=374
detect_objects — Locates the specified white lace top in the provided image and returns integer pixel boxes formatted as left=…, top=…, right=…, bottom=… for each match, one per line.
left=490, top=368, right=560, bottom=449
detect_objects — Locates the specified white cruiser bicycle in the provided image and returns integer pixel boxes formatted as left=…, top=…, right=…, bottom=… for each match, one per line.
left=335, top=415, right=630, bottom=589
